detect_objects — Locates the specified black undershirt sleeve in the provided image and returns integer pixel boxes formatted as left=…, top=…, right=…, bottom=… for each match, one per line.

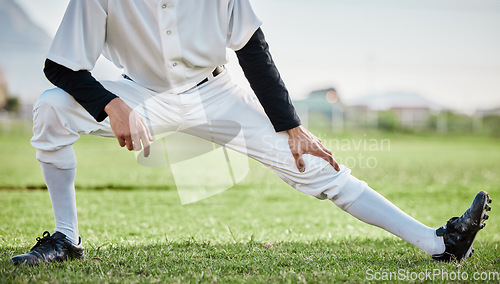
left=43, top=59, right=117, bottom=122
left=235, top=28, right=301, bottom=132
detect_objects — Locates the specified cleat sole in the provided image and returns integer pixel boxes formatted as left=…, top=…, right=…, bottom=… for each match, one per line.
left=479, top=192, right=490, bottom=230
left=480, top=192, right=490, bottom=218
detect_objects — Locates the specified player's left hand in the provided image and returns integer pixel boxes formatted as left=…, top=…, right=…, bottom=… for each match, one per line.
left=287, top=125, right=340, bottom=172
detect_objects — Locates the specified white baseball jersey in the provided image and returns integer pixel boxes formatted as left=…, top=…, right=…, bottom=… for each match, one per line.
left=47, top=0, right=262, bottom=94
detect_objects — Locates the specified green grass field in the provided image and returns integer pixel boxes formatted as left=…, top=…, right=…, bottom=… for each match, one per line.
left=1, top=124, right=499, bottom=283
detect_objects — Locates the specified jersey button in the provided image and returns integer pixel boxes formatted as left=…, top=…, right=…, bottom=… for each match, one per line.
left=162, top=4, right=167, bottom=9
left=172, top=62, right=178, bottom=67
left=166, top=30, right=172, bottom=35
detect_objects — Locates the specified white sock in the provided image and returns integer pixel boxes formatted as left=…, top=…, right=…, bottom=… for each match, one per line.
left=40, top=162, right=79, bottom=244
left=336, top=177, right=446, bottom=256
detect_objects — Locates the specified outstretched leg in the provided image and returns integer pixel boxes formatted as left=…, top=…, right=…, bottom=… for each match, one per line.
left=340, top=178, right=445, bottom=255
left=186, top=71, right=490, bottom=262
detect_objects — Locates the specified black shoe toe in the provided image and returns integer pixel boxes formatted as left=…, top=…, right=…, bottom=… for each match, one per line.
left=432, top=191, right=491, bottom=262
left=10, top=231, right=85, bottom=265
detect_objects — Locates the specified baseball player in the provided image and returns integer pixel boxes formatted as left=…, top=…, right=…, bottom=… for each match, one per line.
left=11, top=0, right=491, bottom=265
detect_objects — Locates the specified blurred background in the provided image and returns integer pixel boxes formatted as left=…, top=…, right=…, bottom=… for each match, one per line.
left=1, top=2, right=500, bottom=266
left=0, top=0, right=499, bottom=135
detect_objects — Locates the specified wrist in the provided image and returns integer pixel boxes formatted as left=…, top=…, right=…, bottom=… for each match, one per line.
left=287, top=125, right=304, bottom=135
left=104, top=97, right=127, bottom=115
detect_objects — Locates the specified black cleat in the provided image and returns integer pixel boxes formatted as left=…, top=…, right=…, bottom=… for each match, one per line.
left=10, top=231, right=85, bottom=265
left=432, top=191, right=492, bottom=262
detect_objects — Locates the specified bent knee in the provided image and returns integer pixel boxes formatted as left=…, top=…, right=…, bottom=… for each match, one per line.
left=34, top=88, right=76, bottom=113
left=32, top=88, right=78, bottom=137
left=31, top=89, right=82, bottom=152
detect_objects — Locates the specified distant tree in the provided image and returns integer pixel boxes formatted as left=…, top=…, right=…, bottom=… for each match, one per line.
left=377, top=111, right=400, bottom=131
left=4, top=97, right=21, bottom=113
left=441, top=111, right=473, bottom=133
left=426, top=113, right=438, bottom=131
left=483, top=115, right=500, bottom=137
left=0, top=69, right=7, bottom=110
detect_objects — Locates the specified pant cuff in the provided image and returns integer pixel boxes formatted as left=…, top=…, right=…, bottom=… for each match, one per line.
left=36, top=147, right=77, bottom=169
left=331, top=175, right=366, bottom=210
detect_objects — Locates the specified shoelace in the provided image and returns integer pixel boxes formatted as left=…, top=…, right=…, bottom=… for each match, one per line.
left=30, top=231, right=56, bottom=251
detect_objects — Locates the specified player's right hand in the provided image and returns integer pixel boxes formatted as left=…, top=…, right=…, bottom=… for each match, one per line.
left=104, top=98, right=153, bottom=157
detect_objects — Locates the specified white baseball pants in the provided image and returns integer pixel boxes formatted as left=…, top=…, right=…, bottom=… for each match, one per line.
left=31, top=70, right=445, bottom=256
left=31, top=70, right=364, bottom=207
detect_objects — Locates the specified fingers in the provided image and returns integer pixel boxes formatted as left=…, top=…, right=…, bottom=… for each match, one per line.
left=117, top=136, right=127, bottom=148
left=317, top=144, right=339, bottom=171
left=123, top=131, right=151, bottom=156
left=118, top=134, right=134, bottom=151
left=141, top=128, right=152, bottom=158
left=140, top=120, right=153, bottom=157
left=322, top=145, right=332, bottom=155
left=126, top=139, right=134, bottom=151
left=327, top=155, right=340, bottom=171
left=296, top=156, right=305, bottom=172
left=312, top=147, right=340, bottom=172
left=130, top=120, right=153, bottom=157
left=289, top=141, right=305, bottom=172
left=115, top=133, right=133, bottom=150
left=332, top=159, right=340, bottom=171
left=294, top=147, right=339, bottom=172
left=143, top=143, right=151, bottom=158
left=111, top=109, right=153, bottom=157
left=289, top=136, right=340, bottom=172
left=131, top=131, right=141, bottom=152
left=291, top=152, right=305, bottom=172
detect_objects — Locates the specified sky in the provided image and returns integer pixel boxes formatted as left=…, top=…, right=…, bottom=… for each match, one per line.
left=15, top=0, right=500, bottom=113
